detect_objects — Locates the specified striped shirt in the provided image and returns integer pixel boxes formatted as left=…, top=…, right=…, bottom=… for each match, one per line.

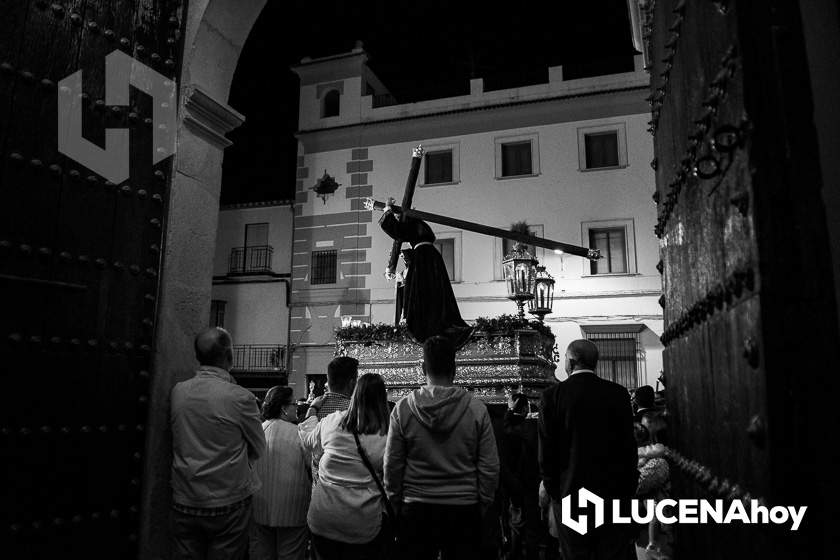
left=252, top=419, right=312, bottom=527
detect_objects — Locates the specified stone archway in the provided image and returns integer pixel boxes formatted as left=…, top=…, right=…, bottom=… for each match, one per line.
left=140, top=1, right=267, bottom=558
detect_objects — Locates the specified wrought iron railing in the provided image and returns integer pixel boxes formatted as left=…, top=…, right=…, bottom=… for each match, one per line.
left=229, top=245, right=273, bottom=274
left=231, top=344, right=286, bottom=373
left=583, top=330, right=646, bottom=389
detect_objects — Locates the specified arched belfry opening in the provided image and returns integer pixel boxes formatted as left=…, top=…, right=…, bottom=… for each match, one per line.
left=322, top=89, right=341, bottom=117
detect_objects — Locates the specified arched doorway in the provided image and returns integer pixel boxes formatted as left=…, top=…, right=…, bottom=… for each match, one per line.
left=141, top=1, right=267, bottom=558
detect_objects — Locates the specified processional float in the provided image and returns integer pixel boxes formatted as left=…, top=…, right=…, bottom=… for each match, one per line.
left=337, top=146, right=602, bottom=402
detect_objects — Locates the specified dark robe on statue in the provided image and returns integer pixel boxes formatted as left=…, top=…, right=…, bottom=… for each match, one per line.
left=380, top=211, right=473, bottom=349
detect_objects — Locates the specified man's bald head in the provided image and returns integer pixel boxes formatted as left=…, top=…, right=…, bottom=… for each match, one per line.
left=566, top=339, right=599, bottom=370
left=194, top=327, right=233, bottom=369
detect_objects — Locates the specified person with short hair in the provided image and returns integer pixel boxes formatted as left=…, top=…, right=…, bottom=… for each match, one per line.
left=538, top=339, right=637, bottom=560
left=299, top=373, right=391, bottom=559
left=170, top=327, right=265, bottom=560
left=250, top=386, right=312, bottom=560
left=306, top=357, right=359, bottom=485
left=306, top=357, right=358, bottom=420
left=384, top=335, right=500, bottom=560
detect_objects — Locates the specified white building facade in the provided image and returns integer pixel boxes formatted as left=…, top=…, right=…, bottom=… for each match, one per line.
left=289, top=47, right=662, bottom=396
left=210, top=201, right=294, bottom=396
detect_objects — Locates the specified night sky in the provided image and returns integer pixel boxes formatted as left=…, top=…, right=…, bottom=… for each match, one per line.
left=221, top=0, right=636, bottom=204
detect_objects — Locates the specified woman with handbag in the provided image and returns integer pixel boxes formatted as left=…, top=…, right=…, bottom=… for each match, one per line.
left=299, top=373, right=393, bottom=560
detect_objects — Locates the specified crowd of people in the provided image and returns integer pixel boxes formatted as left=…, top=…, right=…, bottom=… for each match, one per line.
left=169, top=327, right=670, bottom=560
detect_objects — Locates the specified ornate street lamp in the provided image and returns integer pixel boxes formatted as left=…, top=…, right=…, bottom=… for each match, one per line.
left=528, top=266, right=555, bottom=322
left=502, top=242, right=538, bottom=319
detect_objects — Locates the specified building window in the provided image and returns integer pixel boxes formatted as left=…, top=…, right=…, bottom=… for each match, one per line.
left=589, top=228, right=627, bottom=274
left=501, top=141, right=532, bottom=177
left=420, top=142, right=460, bottom=186
left=311, top=250, right=337, bottom=285
left=229, top=223, right=273, bottom=274
left=585, top=131, right=619, bottom=169
left=581, top=219, right=637, bottom=276
left=434, top=238, right=456, bottom=281
left=494, top=224, right=544, bottom=280
left=581, top=325, right=646, bottom=389
left=577, top=122, right=628, bottom=170
left=209, top=300, right=226, bottom=328
left=322, top=89, right=340, bottom=118
left=424, top=150, right=453, bottom=185
left=495, top=133, right=540, bottom=179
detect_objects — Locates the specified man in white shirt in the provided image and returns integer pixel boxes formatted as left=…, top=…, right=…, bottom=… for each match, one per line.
left=170, top=327, right=265, bottom=560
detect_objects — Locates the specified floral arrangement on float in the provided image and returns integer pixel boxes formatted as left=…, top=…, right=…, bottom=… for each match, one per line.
left=334, top=314, right=554, bottom=345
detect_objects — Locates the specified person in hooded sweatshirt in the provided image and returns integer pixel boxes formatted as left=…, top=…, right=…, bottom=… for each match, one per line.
left=384, top=335, right=500, bottom=560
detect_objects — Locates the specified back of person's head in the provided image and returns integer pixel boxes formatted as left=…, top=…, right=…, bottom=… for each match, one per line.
left=641, top=410, right=667, bottom=440
left=565, top=339, right=599, bottom=370
left=423, top=335, right=456, bottom=381
left=194, top=327, right=233, bottom=369
left=327, top=357, right=358, bottom=395
left=340, top=373, right=390, bottom=436
left=633, top=385, right=655, bottom=410
left=262, top=385, right=294, bottom=420
left=634, top=422, right=651, bottom=446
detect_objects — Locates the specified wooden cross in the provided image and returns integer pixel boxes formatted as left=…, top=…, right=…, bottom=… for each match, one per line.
left=367, top=199, right=601, bottom=261
left=384, top=145, right=425, bottom=276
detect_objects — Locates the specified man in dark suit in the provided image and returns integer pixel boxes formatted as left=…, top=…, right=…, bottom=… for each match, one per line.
left=538, top=339, right=637, bottom=560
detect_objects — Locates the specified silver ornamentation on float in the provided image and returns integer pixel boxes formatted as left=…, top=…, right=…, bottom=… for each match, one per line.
left=336, top=330, right=556, bottom=404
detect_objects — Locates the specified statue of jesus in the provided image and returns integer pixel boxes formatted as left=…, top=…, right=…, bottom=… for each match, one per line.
left=366, top=196, right=473, bottom=349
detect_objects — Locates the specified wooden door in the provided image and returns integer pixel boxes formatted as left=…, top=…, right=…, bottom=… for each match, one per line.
left=646, top=0, right=839, bottom=557
left=0, top=1, right=185, bottom=557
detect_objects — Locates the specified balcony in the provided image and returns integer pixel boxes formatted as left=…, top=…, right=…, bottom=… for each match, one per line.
left=229, top=245, right=273, bottom=275
left=231, top=344, right=287, bottom=373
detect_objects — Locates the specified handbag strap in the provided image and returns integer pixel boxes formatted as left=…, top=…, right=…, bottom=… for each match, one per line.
left=352, top=431, right=396, bottom=519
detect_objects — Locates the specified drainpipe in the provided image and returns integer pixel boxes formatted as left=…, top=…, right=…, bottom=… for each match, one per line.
left=285, top=201, right=295, bottom=377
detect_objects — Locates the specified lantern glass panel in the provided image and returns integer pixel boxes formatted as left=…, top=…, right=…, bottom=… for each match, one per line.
left=528, top=266, right=555, bottom=314
left=503, top=260, right=516, bottom=297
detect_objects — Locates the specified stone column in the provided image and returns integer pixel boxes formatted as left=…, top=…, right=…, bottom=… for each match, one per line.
left=140, top=85, right=243, bottom=560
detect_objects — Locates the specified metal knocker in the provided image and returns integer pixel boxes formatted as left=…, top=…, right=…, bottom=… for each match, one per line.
left=694, top=154, right=720, bottom=179
left=711, top=124, right=742, bottom=153
left=694, top=124, right=745, bottom=193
